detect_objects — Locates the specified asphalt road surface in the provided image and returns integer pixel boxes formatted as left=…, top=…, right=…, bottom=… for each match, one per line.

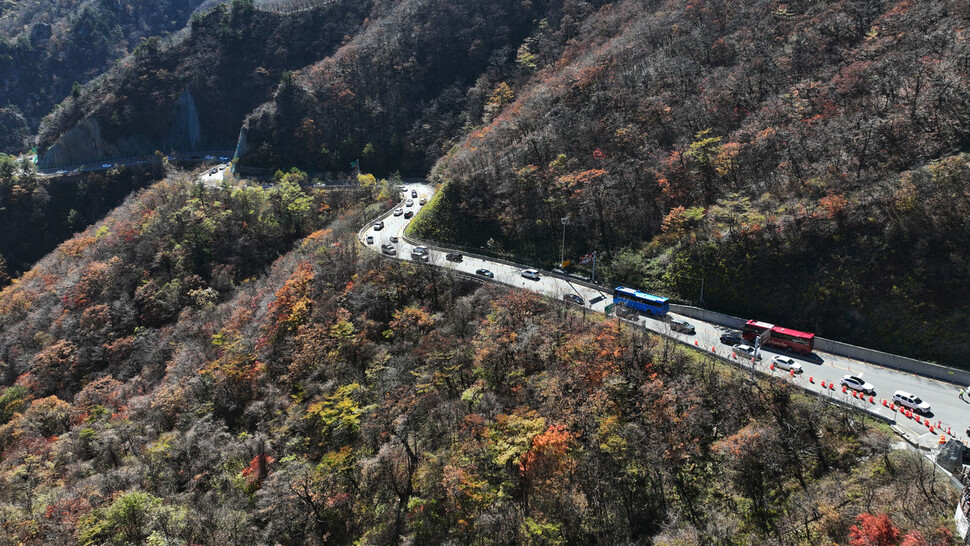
left=361, top=182, right=968, bottom=449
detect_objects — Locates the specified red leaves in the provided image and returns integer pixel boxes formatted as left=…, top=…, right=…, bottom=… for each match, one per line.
left=849, top=513, right=900, bottom=546
left=241, top=453, right=275, bottom=488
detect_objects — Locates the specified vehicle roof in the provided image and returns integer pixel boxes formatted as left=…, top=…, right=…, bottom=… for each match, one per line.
left=745, top=320, right=774, bottom=329
left=614, top=286, right=668, bottom=303
left=772, top=325, right=815, bottom=339
left=893, top=389, right=914, bottom=397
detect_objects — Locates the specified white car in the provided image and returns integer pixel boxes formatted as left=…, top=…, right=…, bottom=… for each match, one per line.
left=520, top=269, right=541, bottom=281
left=893, top=390, right=931, bottom=414
left=406, top=199, right=414, bottom=207
left=734, top=344, right=762, bottom=361
left=393, top=208, right=403, bottom=216
left=771, top=355, right=802, bottom=373
left=840, top=375, right=875, bottom=395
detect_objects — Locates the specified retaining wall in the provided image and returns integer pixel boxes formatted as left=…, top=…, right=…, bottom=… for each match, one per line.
left=671, top=304, right=970, bottom=386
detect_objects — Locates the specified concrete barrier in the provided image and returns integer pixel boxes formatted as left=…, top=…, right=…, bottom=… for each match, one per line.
left=671, top=304, right=970, bottom=386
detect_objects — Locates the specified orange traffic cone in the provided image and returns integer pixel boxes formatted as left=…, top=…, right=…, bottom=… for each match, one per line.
left=809, top=376, right=814, bottom=383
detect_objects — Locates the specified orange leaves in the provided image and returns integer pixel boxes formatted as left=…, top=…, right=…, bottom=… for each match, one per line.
left=57, top=235, right=97, bottom=259
left=554, top=168, right=608, bottom=197
left=713, top=421, right=770, bottom=460
left=266, top=261, right=315, bottom=340
left=385, top=306, right=434, bottom=341
left=558, top=320, right=627, bottom=389
left=819, top=192, right=848, bottom=219
left=519, top=424, right=577, bottom=478
left=240, top=453, right=275, bottom=488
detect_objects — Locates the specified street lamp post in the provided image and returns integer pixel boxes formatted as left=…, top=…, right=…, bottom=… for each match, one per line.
left=560, top=216, right=569, bottom=268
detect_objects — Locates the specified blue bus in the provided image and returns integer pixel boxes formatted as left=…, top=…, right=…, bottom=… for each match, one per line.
left=613, top=286, right=669, bottom=317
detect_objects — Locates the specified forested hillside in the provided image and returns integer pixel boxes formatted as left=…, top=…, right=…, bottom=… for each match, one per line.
left=0, top=156, right=162, bottom=282
left=0, top=0, right=209, bottom=152
left=411, top=0, right=970, bottom=366
left=35, top=0, right=970, bottom=365
left=0, top=177, right=956, bottom=543
left=36, top=0, right=372, bottom=168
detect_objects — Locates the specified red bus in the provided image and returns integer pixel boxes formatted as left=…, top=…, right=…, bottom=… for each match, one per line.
left=741, top=320, right=815, bottom=354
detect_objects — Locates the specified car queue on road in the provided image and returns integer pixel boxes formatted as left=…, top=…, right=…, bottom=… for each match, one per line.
left=362, top=182, right=968, bottom=443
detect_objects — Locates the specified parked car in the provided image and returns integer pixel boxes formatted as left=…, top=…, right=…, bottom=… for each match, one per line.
left=389, top=236, right=398, bottom=243
left=475, top=269, right=494, bottom=278
left=366, top=236, right=374, bottom=244
left=562, top=294, right=584, bottom=305
left=373, top=221, right=384, bottom=231
left=446, top=252, right=463, bottom=262
left=669, top=318, right=695, bottom=335
left=404, top=211, right=414, bottom=219
left=893, top=390, right=931, bottom=414
left=771, top=355, right=803, bottom=373
left=720, top=332, right=742, bottom=346
left=393, top=208, right=403, bottom=216
left=210, top=168, right=218, bottom=174
left=734, top=344, right=762, bottom=360
left=520, top=269, right=541, bottom=281
left=841, top=375, right=875, bottom=395
left=419, top=198, right=427, bottom=205
left=411, top=189, right=418, bottom=198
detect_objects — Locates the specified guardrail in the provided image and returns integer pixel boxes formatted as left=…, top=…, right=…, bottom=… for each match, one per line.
left=401, top=231, right=614, bottom=294
left=387, top=185, right=970, bottom=390
left=670, top=304, right=970, bottom=386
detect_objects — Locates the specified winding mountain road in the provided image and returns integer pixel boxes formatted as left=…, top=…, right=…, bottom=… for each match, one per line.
left=360, top=182, right=968, bottom=450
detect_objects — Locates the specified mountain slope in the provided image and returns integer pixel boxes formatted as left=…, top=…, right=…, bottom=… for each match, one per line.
left=36, top=0, right=372, bottom=168
left=0, top=0, right=210, bottom=153
left=412, top=0, right=970, bottom=365
left=0, top=177, right=955, bottom=544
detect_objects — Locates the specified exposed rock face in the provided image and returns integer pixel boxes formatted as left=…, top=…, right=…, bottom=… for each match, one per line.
left=937, top=439, right=965, bottom=475
left=164, top=90, right=203, bottom=152
left=38, top=89, right=207, bottom=169
left=37, top=117, right=152, bottom=169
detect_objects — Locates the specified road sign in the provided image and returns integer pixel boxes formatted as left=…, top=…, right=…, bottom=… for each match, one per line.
left=605, top=303, right=615, bottom=315
left=578, top=252, right=594, bottom=265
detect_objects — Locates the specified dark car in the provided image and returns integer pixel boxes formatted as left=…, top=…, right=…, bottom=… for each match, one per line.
left=446, top=252, right=463, bottom=262
left=411, top=189, right=418, bottom=198
left=404, top=211, right=414, bottom=219
left=720, top=332, right=742, bottom=346
left=475, top=269, right=494, bottom=278
left=562, top=294, right=584, bottom=305
left=670, top=319, right=696, bottom=335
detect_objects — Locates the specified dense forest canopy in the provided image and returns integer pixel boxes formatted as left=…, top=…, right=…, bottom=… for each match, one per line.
left=0, top=0, right=210, bottom=152
left=1, top=0, right=969, bottom=541
left=31, top=0, right=970, bottom=365
left=0, top=177, right=957, bottom=543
